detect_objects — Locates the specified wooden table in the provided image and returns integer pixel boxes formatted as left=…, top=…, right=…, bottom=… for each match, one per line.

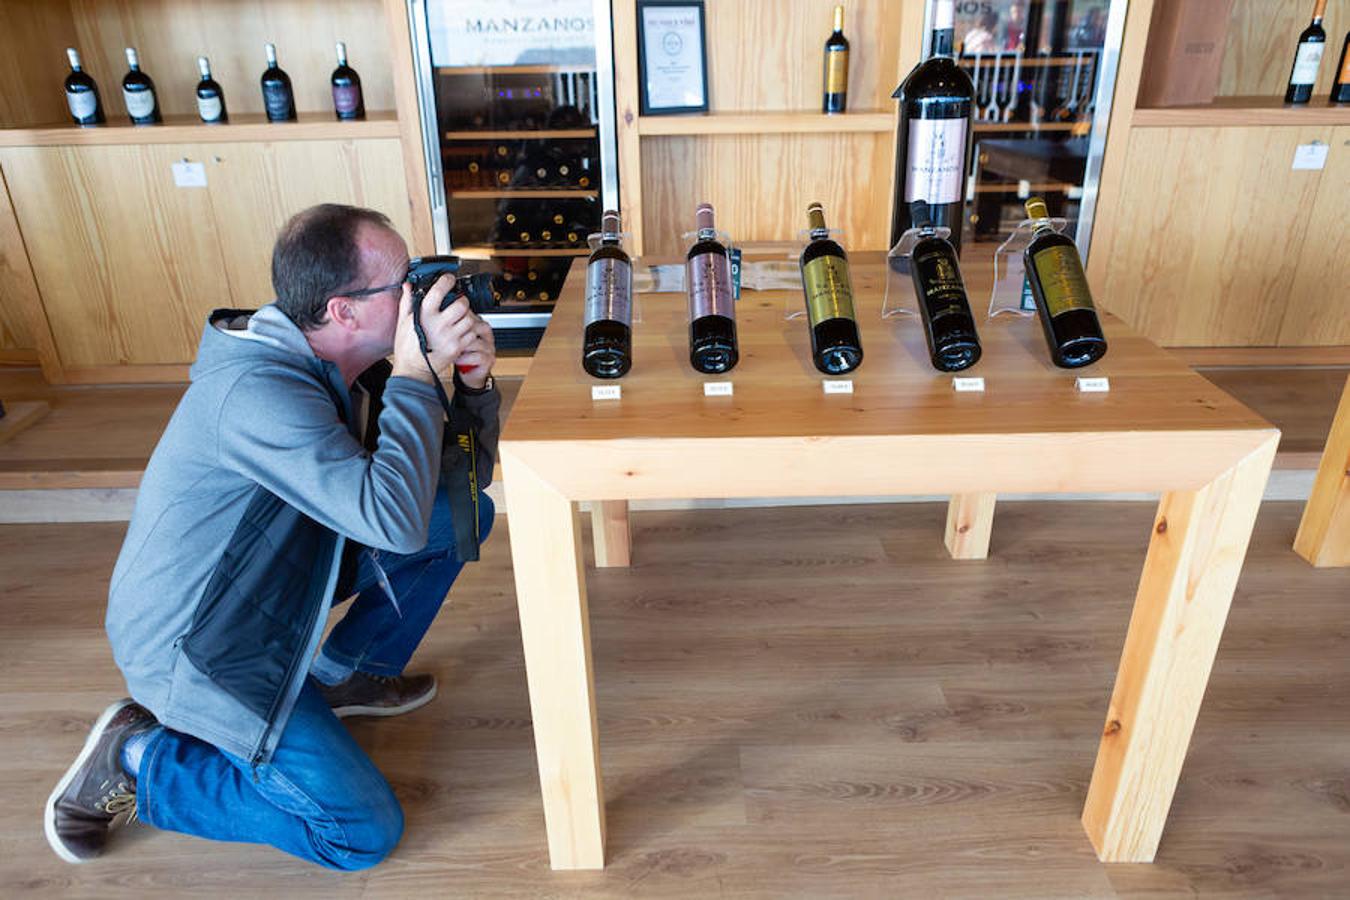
left=1294, top=374, right=1350, bottom=567
left=499, top=253, right=1278, bottom=870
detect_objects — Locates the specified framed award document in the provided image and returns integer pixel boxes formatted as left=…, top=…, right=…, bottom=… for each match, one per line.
left=636, top=0, right=709, bottom=115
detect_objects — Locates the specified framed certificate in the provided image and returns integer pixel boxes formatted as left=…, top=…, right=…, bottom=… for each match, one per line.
left=636, top=1, right=709, bottom=115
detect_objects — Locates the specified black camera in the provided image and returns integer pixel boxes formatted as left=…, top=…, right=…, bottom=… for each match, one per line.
left=406, top=255, right=497, bottom=315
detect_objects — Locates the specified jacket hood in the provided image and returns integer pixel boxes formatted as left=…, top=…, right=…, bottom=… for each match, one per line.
left=190, top=305, right=324, bottom=382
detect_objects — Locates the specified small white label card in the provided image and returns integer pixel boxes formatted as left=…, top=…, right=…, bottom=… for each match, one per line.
left=1076, top=376, right=1111, bottom=393
left=591, top=384, right=621, bottom=401
left=822, top=379, right=854, bottom=395
left=172, top=160, right=207, bottom=187
left=703, top=381, right=734, bottom=397
left=1292, top=143, right=1329, bottom=171
left=952, top=376, right=985, bottom=392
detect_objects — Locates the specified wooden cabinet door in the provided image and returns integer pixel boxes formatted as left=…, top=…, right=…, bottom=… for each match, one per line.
left=0, top=144, right=232, bottom=368
left=1279, top=127, right=1350, bottom=346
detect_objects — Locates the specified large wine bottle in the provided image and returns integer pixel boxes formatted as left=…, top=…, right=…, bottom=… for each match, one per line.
left=890, top=0, right=974, bottom=254
left=63, top=48, right=105, bottom=126
left=331, top=41, right=365, bottom=120
left=1286, top=0, right=1328, bottom=104
left=798, top=202, right=863, bottom=374
left=121, top=47, right=161, bottom=125
left=261, top=43, right=297, bottom=122
left=822, top=5, right=850, bottom=114
left=582, top=210, right=633, bottom=379
left=195, top=56, right=228, bottom=124
left=1331, top=31, right=1350, bottom=103
left=685, top=203, right=739, bottom=374
left=1022, top=197, right=1107, bottom=368
left=908, top=200, right=980, bottom=372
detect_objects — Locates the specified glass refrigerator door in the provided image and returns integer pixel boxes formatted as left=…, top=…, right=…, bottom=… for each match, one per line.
left=407, top=0, right=618, bottom=348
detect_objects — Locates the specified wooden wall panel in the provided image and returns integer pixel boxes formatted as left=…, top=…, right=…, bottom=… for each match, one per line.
left=0, top=168, right=40, bottom=354
left=1217, top=0, right=1349, bottom=98
left=1098, top=125, right=1334, bottom=347
left=0, top=0, right=78, bottom=128
left=639, top=132, right=893, bottom=257
left=1279, top=126, right=1350, bottom=346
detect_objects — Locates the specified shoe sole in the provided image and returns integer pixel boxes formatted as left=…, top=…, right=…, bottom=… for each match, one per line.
left=44, top=698, right=137, bottom=865
left=331, top=681, right=437, bottom=719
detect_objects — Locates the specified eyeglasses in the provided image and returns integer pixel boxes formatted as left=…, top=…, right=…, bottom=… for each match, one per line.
left=341, top=279, right=404, bottom=299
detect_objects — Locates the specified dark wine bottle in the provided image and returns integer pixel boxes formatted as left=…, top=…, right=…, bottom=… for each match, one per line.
left=890, top=0, right=975, bottom=254
left=64, top=48, right=105, bottom=126
left=822, top=4, right=850, bottom=114
left=331, top=41, right=365, bottom=120
left=1286, top=0, right=1328, bottom=104
left=261, top=43, right=297, bottom=122
left=907, top=200, right=980, bottom=372
left=582, top=210, right=633, bottom=379
left=685, top=203, right=738, bottom=374
left=121, top=47, right=161, bottom=125
left=798, top=202, right=863, bottom=374
left=1022, top=197, right=1107, bottom=368
left=195, top=56, right=228, bottom=124
left=1331, top=31, right=1350, bottom=103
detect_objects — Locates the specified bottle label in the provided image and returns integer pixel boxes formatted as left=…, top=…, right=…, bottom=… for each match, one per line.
left=1291, top=42, right=1325, bottom=85
left=687, top=251, right=734, bottom=320
left=584, top=258, right=633, bottom=325
left=912, top=246, right=968, bottom=321
left=801, top=254, right=856, bottom=326
left=263, top=86, right=292, bottom=118
left=67, top=91, right=97, bottom=119
left=197, top=95, right=223, bottom=121
left=1031, top=245, right=1095, bottom=317
left=905, top=118, right=967, bottom=205
left=123, top=89, right=155, bottom=118
left=825, top=48, right=848, bottom=95
left=333, top=85, right=361, bottom=114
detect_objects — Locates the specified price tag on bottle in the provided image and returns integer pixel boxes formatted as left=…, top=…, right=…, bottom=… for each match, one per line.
left=952, top=376, right=985, bottom=392
left=171, top=161, right=207, bottom=188
left=822, top=379, right=854, bottom=395
left=591, top=384, right=621, bottom=401
left=703, top=381, right=734, bottom=397
left=1292, top=143, right=1329, bottom=170
left=1076, top=376, right=1110, bottom=393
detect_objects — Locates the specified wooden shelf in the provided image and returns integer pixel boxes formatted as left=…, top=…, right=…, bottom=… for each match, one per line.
left=637, top=110, right=894, bottom=136
left=450, top=189, right=598, bottom=199
left=0, top=111, right=401, bottom=147
left=439, top=64, right=596, bottom=76
left=453, top=245, right=590, bottom=259
left=1133, top=96, right=1350, bottom=128
left=960, top=54, right=1099, bottom=69
left=972, top=120, right=1089, bottom=133
left=443, top=128, right=598, bottom=141
left=972, top=181, right=1078, bottom=194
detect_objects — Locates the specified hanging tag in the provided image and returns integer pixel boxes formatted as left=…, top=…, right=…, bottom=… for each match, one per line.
left=1076, top=376, right=1110, bottom=393
left=703, top=381, right=733, bottom=397
left=172, top=160, right=207, bottom=188
left=1292, top=142, right=1328, bottom=170
left=591, top=384, right=621, bottom=400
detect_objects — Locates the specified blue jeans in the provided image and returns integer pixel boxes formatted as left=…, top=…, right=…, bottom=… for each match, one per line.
left=135, top=488, right=494, bottom=870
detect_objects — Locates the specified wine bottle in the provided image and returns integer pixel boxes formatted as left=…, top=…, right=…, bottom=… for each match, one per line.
left=582, top=210, right=633, bottom=379
left=907, top=200, right=980, bottom=372
left=121, top=47, right=161, bottom=125
left=260, top=43, right=297, bottom=122
left=822, top=4, right=850, bottom=114
left=1331, top=31, right=1350, bottom=103
left=331, top=41, right=365, bottom=120
left=798, top=202, right=863, bottom=374
left=1286, top=0, right=1328, bottom=104
left=1022, top=197, right=1107, bottom=368
left=685, top=203, right=739, bottom=374
left=195, top=56, right=228, bottom=124
left=890, top=0, right=975, bottom=254
left=63, top=48, right=104, bottom=126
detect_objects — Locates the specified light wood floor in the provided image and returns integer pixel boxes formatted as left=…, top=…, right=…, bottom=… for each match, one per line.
left=2, top=500, right=1348, bottom=897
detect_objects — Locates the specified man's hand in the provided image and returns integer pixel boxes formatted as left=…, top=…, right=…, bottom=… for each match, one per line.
left=453, top=317, right=496, bottom=390
left=391, top=276, right=479, bottom=385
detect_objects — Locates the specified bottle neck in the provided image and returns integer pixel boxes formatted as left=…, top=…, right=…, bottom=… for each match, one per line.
left=931, top=29, right=955, bottom=58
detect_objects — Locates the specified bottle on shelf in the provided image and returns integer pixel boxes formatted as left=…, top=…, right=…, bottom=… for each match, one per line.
left=890, top=0, right=975, bottom=254
left=822, top=4, right=850, bottom=114
left=121, top=47, right=161, bottom=126
left=331, top=41, right=365, bottom=121
left=582, top=210, right=633, bottom=379
left=260, top=43, right=297, bottom=122
left=1021, top=197, right=1107, bottom=368
left=1331, top=31, right=1350, bottom=103
left=907, top=200, right=980, bottom=372
left=1286, top=0, right=1328, bottom=104
left=685, top=203, right=739, bottom=374
left=798, top=202, right=863, bottom=375
left=63, top=48, right=105, bottom=126
left=195, top=56, right=228, bottom=124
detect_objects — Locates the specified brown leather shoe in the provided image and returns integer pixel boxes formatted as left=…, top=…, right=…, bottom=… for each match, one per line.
left=317, top=671, right=437, bottom=718
left=45, top=699, right=157, bottom=864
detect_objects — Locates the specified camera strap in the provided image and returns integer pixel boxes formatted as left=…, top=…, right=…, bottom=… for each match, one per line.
left=416, top=352, right=480, bottom=564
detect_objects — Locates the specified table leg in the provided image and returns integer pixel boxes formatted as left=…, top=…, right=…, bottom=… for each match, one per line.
left=1082, top=436, right=1277, bottom=862
left=1294, top=375, right=1350, bottom=567
left=502, top=454, right=606, bottom=869
left=945, top=492, right=996, bottom=560
left=591, top=500, right=632, bottom=568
